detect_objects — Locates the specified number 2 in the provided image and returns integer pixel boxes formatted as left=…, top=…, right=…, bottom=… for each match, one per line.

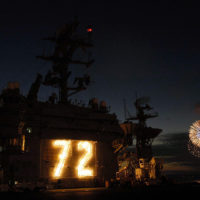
left=77, top=141, right=93, bottom=177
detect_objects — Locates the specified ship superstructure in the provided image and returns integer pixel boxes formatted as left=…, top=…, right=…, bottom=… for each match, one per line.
left=113, top=97, right=163, bottom=185
left=0, top=20, right=122, bottom=189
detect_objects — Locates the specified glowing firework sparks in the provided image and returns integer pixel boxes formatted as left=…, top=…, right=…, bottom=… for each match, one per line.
left=77, top=141, right=93, bottom=177
left=189, top=120, right=200, bottom=147
left=188, top=120, right=200, bottom=157
left=188, top=140, right=200, bottom=158
left=53, top=140, right=71, bottom=177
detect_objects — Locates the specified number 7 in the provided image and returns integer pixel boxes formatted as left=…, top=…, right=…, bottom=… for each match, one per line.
left=53, top=140, right=71, bottom=177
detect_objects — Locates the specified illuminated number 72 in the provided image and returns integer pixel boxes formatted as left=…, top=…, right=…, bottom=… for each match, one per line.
left=53, top=140, right=93, bottom=178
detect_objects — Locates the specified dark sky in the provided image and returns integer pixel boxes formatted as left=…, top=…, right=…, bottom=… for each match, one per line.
left=1, top=0, right=200, bottom=133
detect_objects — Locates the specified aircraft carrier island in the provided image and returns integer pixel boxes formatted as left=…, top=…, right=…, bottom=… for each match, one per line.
left=0, top=20, right=123, bottom=189
left=0, top=20, right=164, bottom=190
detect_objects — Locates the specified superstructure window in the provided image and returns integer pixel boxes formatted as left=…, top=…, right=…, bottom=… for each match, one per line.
left=9, top=138, right=18, bottom=146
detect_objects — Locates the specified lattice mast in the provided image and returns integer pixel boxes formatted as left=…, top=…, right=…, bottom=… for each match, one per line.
left=127, top=97, right=161, bottom=159
left=37, top=19, right=94, bottom=103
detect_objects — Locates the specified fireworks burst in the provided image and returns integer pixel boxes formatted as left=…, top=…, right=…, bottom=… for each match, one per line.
left=188, top=140, right=200, bottom=158
left=188, top=120, right=200, bottom=157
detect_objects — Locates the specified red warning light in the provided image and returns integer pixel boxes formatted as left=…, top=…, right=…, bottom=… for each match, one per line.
left=87, top=28, right=93, bottom=33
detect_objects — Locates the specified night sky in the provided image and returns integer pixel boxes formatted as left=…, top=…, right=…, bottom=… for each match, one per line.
left=1, top=1, right=200, bottom=134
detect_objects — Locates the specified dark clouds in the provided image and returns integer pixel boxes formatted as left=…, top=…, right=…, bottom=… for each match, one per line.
left=153, top=133, right=200, bottom=176
left=195, top=104, right=200, bottom=115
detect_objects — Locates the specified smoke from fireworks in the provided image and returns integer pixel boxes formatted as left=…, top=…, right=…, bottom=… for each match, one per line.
left=188, top=120, right=200, bottom=157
